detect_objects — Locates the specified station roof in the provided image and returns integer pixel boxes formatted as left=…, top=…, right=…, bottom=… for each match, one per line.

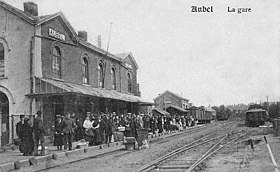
left=27, top=78, right=153, bottom=104
left=166, top=105, right=188, bottom=113
left=152, top=108, right=170, bottom=116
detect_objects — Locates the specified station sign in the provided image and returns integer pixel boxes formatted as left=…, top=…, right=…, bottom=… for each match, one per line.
left=49, top=28, right=66, bottom=41
left=125, top=63, right=132, bottom=69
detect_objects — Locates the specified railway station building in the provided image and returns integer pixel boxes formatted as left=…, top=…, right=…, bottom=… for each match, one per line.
left=153, top=90, right=191, bottom=116
left=0, top=1, right=151, bottom=146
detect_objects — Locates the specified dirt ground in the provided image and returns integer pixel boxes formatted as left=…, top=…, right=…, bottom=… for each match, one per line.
left=205, top=123, right=280, bottom=172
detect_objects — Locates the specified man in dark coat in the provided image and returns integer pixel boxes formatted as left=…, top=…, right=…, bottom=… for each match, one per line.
left=157, top=117, right=163, bottom=133
left=33, top=111, right=45, bottom=156
left=63, top=113, right=76, bottom=150
left=16, top=115, right=25, bottom=148
left=99, top=114, right=107, bottom=144
left=104, top=114, right=113, bottom=147
left=54, top=115, right=64, bottom=150
left=21, top=118, right=34, bottom=156
left=150, top=116, right=156, bottom=134
left=16, top=115, right=33, bottom=155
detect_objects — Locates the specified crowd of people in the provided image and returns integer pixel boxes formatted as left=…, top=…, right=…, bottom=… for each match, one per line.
left=16, top=110, right=198, bottom=156
left=53, top=112, right=198, bottom=150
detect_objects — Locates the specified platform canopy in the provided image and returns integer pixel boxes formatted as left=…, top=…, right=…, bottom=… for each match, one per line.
left=152, top=108, right=170, bottom=116
left=166, top=105, right=188, bottom=113
left=27, top=77, right=153, bottom=104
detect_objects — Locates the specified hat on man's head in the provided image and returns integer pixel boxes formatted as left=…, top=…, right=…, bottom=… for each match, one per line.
left=56, top=115, right=63, bottom=119
left=20, top=115, right=25, bottom=119
left=36, top=110, right=42, bottom=115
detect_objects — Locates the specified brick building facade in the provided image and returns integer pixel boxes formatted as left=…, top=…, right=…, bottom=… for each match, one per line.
left=154, top=90, right=191, bottom=116
left=0, top=1, right=151, bottom=145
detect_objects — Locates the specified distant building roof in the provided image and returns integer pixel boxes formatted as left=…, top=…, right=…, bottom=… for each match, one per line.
left=246, top=109, right=267, bottom=113
left=154, top=90, right=189, bottom=102
left=205, top=107, right=216, bottom=112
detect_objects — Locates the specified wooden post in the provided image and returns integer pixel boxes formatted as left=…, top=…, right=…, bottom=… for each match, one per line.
left=264, top=136, right=279, bottom=172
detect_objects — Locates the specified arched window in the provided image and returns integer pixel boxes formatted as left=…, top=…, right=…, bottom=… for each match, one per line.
left=82, top=57, right=89, bottom=84
left=0, top=43, right=4, bottom=77
left=98, top=62, right=104, bottom=88
left=111, top=68, right=116, bottom=90
left=52, top=46, right=61, bottom=79
left=127, top=73, right=132, bottom=93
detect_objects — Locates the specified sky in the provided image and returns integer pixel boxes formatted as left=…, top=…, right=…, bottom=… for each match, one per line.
left=4, top=0, right=280, bottom=106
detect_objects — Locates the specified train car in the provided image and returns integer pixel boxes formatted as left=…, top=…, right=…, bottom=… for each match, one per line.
left=245, top=109, right=268, bottom=127
left=188, top=106, right=214, bottom=124
left=216, top=112, right=228, bottom=121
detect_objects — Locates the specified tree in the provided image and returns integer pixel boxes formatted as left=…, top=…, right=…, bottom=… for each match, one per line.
left=248, top=104, right=263, bottom=110
left=219, top=105, right=225, bottom=113
left=277, top=102, right=280, bottom=118
left=211, top=106, right=219, bottom=112
left=269, top=103, right=278, bottom=119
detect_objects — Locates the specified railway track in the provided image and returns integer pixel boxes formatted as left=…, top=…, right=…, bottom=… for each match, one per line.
left=31, top=121, right=233, bottom=172
left=132, top=123, right=241, bottom=172
left=149, top=121, right=230, bottom=145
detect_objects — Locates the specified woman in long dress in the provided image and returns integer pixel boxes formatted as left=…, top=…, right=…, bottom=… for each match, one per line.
left=92, top=116, right=102, bottom=146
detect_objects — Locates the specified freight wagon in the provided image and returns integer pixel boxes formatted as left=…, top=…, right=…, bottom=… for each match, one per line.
left=216, top=112, right=229, bottom=121
left=188, top=106, right=214, bottom=124
left=245, top=109, right=268, bottom=127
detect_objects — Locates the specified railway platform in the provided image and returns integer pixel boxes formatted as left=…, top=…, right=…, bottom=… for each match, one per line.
left=0, top=129, right=186, bottom=172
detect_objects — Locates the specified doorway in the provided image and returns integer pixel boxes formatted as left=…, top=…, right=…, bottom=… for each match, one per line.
left=0, top=91, right=9, bottom=146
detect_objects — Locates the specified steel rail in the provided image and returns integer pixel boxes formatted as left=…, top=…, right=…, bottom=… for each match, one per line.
left=151, top=122, right=226, bottom=144
left=185, top=134, right=228, bottom=172
left=185, top=126, right=239, bottom=172
left=185, top=135, right=243, bottom=172
left=149, top=122, right=230, bottom=143
left=132, top=123, right=236, bottom=172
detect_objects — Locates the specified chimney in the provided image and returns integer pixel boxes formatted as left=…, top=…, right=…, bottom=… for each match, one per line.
left=23, top=2, right=38, bottom=16
left=97, top=35, right=102, bottom=48
left=78, top=31, right=87, bottom=41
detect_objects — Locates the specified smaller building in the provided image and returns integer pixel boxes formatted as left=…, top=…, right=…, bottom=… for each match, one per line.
left=205, top=106, right=216, bottom=120
left=154, top=90, right=190, bottom=116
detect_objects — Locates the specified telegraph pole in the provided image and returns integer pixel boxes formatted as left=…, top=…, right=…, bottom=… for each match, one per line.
left=106, top=22, right=113, bottom=54
left=266, top=95, right=269, bottom=118
left=103, top=23, right=113, bottom=88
